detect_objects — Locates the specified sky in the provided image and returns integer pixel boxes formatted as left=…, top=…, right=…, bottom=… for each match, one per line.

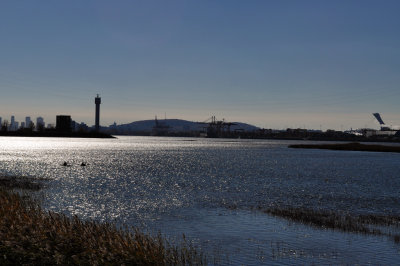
left=0, top=0, right=399, bottom=130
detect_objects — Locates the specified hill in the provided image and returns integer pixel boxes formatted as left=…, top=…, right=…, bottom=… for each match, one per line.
left=104, top=119, right=259, bottom=135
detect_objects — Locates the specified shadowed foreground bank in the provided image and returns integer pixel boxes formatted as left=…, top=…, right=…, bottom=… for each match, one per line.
left=289, top=142, right=400, bottom=153
left=0, top=177, right=205, bottom=265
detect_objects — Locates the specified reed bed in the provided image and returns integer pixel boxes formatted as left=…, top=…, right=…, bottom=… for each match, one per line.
left=263, top=207, right=400, bottom=242
left=0, top=188, right=205, bottom=265
left=289, top=142, right=400, bottom=153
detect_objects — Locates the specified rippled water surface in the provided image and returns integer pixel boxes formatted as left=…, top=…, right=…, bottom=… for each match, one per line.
left=1, top=136, right=399, bottom=264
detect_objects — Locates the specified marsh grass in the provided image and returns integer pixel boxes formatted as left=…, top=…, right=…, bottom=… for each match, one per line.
left=263, top=207, right=400, bottom=242
left=0, top=188, right=206, bottom=265
left=289, top=142, right=400, bottom=153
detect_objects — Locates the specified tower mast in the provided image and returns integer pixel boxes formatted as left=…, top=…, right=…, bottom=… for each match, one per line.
left=95, top=94, right=101, bottom=132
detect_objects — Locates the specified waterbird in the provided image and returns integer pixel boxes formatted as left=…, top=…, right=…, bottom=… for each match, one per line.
left=80, top=162, right=87, bottom=166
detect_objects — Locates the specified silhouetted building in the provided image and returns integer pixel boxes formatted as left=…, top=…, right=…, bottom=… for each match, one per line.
left=10, top=116, right=16, bottom=131
left=36, top=117, right=45, bottom=130
left=25, top=116, right=31, bottom=128
left=95, top=94, right=101, bottom=132
left=0, top=117, right=2, bottom=127
left=56, top=115, right=72, bottom=132
left=109, top=122, right=117, bottom=129
left=77, top=122, right=89, bottom=132
left=13, top=121, right=19, bottom=131
left=71, top=120, right=77, bottom=132
left=47, top=123, right=55, bottom=129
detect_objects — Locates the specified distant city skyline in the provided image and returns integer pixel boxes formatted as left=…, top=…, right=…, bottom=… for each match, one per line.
left=0, top=114, right=49, bottom=130
left=1, top=1, right=399, bottom=130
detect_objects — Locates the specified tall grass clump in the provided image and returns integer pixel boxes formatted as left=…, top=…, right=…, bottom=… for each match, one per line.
left=0, top=188, right=206, bottom=265
left=263, top=207, right=400, bottom=242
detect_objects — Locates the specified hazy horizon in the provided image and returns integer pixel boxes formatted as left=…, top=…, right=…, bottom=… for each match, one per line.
left=1, top=1, right=399, bottom=130
left=1, top=111, right=397, bottom=132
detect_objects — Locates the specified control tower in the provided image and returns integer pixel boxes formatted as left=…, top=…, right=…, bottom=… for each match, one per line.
left=95, top=94, right=101, bottom=132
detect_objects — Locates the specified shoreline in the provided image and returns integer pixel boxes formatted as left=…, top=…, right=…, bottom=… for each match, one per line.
left=0, top=131, right=115, bottom=138
left=288, top=142, right=400, bottom=153
left=0, top=176, right=206, bottom=265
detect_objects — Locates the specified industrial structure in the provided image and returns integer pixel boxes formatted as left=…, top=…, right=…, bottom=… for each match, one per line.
left=373, top=113, right=400, bottom=131
left=95, top=94, right=101, bottom=132
left=363, top=113, right=400, bottom=137
left=152, top=116, right=170, bottom=136
left=199, top=116, right=238, bottom=138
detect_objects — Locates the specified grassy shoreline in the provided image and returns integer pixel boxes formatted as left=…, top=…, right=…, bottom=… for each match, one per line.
left=289, top=142, right=400, bottom=153
left=261, top=206, right=400, bottom=243
left=3, top=175, right=399, bottom=264
left=0, top=176, right=206, bottom=265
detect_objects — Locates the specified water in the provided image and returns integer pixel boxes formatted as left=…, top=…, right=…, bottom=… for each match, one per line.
left=0, top=136, right=399, bottom=264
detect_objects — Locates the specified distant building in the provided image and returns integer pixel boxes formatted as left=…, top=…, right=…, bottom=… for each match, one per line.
left=77, top=122, right=89, bottom=132
left=36, top=117, right=45, bottom=130
left=109, top=122, right=117, bottom=129
left=71, top=120, right=77, bottom=132
left=56, top=115, right=72, bottom=132
left=0, top=117, right=2, bottom=127
left=47, top=123, right=55, bottom=129
left=25, top=116, right=32, bottom=128
left=10, top=116, right=16, bottom=131
left=13, top=121, right=19, bottom=131
left=21, top=122, right=26, bottom=129
left=363, top=129, right=397, bottom=138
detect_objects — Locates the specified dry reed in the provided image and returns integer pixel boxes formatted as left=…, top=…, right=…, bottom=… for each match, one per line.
left=263, top=207, right=400, bottom=242
left=0, top=188, right=206, bottom=265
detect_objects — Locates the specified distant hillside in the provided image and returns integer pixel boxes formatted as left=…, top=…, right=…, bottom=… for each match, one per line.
left=105, top=119, right=259, bottom=134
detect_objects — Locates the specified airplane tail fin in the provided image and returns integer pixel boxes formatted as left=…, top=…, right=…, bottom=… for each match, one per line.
left=373, top=113, right=385, bottom=125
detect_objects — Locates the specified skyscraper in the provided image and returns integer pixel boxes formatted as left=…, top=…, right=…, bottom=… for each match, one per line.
left=95, top=94, right=101, bottom=132
left=10, top=116, right=16, bottom=131
left=36, top=117, right=45, bottom=130
left=25, top=116, right=31, bottom=128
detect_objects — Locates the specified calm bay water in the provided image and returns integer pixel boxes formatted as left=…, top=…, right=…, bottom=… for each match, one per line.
left=0, top=136, right=399, bottom=264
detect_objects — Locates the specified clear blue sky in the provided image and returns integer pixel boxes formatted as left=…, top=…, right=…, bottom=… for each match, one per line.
left=0, top=0, right=399, bottom=130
